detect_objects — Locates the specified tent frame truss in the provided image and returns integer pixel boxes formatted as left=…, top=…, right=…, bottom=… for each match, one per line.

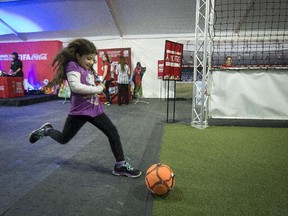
left=191, top=0, right=215, bottom=129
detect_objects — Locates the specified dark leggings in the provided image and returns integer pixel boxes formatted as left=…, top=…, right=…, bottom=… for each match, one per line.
left=118, top=83, right=129, bottom=105
left=104, top=80, right=112, bottom=102
left=46, top=113, right=125, bottom=162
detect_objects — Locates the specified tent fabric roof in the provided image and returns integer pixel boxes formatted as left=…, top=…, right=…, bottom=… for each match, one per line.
left=0, top=0, right=196, bottom=41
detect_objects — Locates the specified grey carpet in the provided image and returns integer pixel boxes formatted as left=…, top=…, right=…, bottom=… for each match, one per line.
left=0, top=98, right=192, bottom=216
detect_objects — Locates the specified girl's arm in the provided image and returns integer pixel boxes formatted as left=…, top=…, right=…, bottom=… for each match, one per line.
left=127, top=66, right=131, bottom=76
left=67, top=71, right=104, bottom=94
left=102, top=65, right=108, bottom=81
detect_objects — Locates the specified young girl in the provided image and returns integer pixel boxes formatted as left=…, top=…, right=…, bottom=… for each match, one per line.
left=29, top=39, right=141, bottom=178
left=102, top=53, right=112, bottom=105
left=116, top=56, right=130, bottom=106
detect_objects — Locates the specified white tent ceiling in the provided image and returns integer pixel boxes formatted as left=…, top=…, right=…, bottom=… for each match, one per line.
left=1, top=0, right=286, bottom=42
left=0, top=0, right=196, bottom=42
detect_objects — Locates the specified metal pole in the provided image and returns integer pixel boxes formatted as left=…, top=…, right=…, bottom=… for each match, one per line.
left=166, top=80, right=170, bottom=123
left=173, top=80, right=176, bottom=122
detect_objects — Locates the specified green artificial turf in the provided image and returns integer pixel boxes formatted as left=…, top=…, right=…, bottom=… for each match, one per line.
left=152, top=125, right=288, bottom=216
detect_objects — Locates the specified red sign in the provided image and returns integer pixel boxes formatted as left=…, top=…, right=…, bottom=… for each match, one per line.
left=0, top=41, right=63, bottom=89
left=97, top=48, right=131, bottom=81
left=0, top=77, right=24, bottom=98
left=163, top=40, right=183, bottom=80
left=158, top=60, right=164, bottom=79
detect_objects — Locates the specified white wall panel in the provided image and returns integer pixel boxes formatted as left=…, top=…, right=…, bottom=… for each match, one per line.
left=209, top=70, right=288, bottom=120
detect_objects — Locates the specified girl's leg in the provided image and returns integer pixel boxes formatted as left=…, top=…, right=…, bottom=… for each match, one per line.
left=118, top=84, right=122, bottom=106
left=125, top=84, right=129, bottom=105
left=46, top=115, right=87, bottom=144
left=104, top=80, right=111, bottom=103
left=88, top=113, right=125, bottom=162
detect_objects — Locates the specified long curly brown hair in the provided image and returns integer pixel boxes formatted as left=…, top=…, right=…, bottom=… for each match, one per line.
left=48, top=38, right=98, bottom=86
left=119, top=56, right=127, bottom=71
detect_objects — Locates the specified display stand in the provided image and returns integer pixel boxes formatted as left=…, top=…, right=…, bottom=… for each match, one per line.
left=134, top=86, right=149, bottom=104
left=165, top=79, right=176, bottom=123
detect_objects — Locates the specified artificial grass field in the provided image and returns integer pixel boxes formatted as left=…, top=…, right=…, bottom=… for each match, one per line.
left=152, top=125, right=288, bottom=216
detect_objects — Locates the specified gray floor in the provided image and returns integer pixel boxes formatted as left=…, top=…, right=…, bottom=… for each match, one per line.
left=0, top=98, right=192, bottom=216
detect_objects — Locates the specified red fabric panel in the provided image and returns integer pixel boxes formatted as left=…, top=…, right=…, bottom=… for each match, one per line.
left=0, top=77, right=24, bottom=98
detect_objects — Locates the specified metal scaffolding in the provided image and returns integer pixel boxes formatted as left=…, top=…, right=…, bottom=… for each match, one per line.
left=191, top=0, right=215, bottom=129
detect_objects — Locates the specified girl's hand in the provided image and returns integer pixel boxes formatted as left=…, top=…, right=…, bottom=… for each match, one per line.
left=100, top=82, right=106, bottom=90
left=96, top=81, right=106, bottom=91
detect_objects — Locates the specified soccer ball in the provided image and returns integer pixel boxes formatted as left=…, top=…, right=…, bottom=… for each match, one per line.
left=145, top=163, right=175, bottom=196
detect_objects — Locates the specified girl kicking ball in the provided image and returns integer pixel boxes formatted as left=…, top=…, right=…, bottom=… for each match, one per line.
left=29, top=38, right=141, bottom=178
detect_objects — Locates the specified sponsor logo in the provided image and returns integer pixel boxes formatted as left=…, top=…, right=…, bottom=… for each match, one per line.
left=0, top=53, right=48, bottom=61
left=0, top=55, right=10, bottom=61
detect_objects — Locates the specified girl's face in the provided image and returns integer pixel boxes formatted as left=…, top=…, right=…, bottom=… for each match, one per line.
left=102, top=55, right=107, bottom=61
left=76, top=53, right=96, bottom=70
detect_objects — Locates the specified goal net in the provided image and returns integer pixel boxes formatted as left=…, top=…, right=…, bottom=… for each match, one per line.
left=212, top=0, right=288, bottom=69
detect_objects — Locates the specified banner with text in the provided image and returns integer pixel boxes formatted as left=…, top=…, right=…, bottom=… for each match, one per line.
left=97, top=48, right=131, bottom=81
left=158, top=60, right=164, bottom=79
left=0, top=41, right=62, bottom=90
left=163, top=40, right=183, bottom=80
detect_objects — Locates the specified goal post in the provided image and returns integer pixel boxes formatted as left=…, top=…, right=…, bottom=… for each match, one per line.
left=191, top=0, right=215, bottom=129
left=192, top=0, right=288, bottom=128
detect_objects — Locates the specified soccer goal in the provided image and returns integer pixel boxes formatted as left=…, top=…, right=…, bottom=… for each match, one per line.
left=192, top=0, right=288, bottom=128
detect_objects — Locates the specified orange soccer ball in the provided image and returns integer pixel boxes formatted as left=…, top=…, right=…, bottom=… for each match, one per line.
left=145, top=163, right=175, bottom=196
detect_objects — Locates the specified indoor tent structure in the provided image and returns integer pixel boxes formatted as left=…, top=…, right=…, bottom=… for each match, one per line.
left=1, top=0, right=288, bottom=122
left=1, top=1, right=288, bottom=215
left=0, top=0, right=196, bottom=99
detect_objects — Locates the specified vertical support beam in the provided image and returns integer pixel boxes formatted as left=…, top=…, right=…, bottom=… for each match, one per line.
left=105, top=0, right=123, bottom=37
left=173, top=80, right=176, bottom=122
left=166, top=80, right=170, bottom=123
left=191, top=0, right=215, bottom=129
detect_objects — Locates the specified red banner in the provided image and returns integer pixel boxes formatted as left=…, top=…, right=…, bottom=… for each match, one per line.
left=97, top=48, right=131, bottom=81
left=158, top=60, right=164, bottom=79
left=163, top=40, right=183, bottom=80
left=0, top=41, right=63, bottom=90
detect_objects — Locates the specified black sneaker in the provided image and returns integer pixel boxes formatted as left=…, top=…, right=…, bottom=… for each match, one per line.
left=112, top=162, right=142, bottom=178
left=29, top=123, right=53, bottom=144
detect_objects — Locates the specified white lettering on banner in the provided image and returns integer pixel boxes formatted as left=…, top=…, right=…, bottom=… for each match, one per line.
left=0, top=86, right=4, bottom=91
left=107, top=51, right=122, bottom=57
left=165, top=51, right=182, bottom=67
left=19, top=53, right=48, bottom=60
left=166, top=50, right=182, bottom=56
left=0, top=53, right=48, bottom=61
left=0, top=55, right=10, bottom=61
left=165, top=62, right=181, bottom=67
